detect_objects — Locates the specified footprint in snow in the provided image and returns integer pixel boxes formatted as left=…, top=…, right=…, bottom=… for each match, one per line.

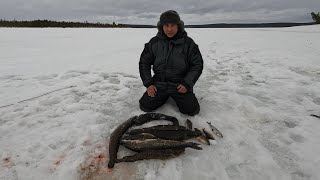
left=59, top=70, right=89, bottom=80
left=289, top=133, right=305, bottom=143
left=33, top=74, right=58, bottom=81
left=283, top=121, right=297, bottom=128
left=108, top=77, right=121, bottom=84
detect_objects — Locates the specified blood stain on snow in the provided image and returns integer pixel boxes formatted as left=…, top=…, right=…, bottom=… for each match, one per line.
left=2, top=156, right=15, bottom=168
left=79, top=141, right=138, bottom=180
left=50, top=154, right=66, bottom=172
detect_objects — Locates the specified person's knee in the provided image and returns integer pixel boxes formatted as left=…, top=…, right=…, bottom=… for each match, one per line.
left=179, top=102, right=200, bottom=116
left=139, top=103, right=154, bottom=112
left=139, top=93, right=166, bottom=112
left=188, top=104, right=200, bottom=116
left=139, top=97, right=157, bottom=112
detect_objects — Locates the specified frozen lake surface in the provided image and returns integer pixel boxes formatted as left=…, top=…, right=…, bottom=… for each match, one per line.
left=0, top=25, right=320, bottom=180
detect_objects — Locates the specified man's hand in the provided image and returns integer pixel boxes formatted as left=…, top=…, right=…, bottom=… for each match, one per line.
left=147, top=85, right=157, bottom=97
left=177, top=84, right=187, bottom=93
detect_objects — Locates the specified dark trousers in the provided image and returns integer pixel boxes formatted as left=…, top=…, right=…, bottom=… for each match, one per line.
left=139, top=88, right=200, bottom=116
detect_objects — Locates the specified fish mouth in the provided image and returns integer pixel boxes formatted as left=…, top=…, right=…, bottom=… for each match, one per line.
left=203, top=128, right=215, bottom=140
left=196, top=136, right=210, bottom=145
left=194, top=128, right=210, bottom=145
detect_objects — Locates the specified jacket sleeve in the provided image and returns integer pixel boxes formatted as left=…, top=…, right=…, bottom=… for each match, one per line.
left=139, top=42, right=155, bottom=88
left=181, top=42, right=203, bottom=91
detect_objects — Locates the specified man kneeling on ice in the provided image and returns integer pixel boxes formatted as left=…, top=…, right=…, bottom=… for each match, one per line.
left=139, top=10, right=203, bottom=116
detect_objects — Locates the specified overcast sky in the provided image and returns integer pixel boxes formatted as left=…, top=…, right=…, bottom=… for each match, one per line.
left=1, top=0, right=319, bottom=24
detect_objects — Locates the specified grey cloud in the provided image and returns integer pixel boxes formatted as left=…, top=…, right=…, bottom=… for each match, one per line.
left=0, top=0, right=319, bottom=24
left=137, top=13, right=158, bottom=19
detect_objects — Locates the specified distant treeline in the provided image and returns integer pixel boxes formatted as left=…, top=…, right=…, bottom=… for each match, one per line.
left=0, top=19, right=316, bottom=28
left=184, top=22, right=315, bottom=28
left=0, top=19, right=126, bottom=28
left=122, top=22, right=315, bottom=28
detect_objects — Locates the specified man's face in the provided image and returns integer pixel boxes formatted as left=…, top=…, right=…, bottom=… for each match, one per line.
left=163, top=23, right=178, bottom=38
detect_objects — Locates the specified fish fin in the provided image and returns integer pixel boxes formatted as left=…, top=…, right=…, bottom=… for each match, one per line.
left=190, top=143, right=203, bottom=150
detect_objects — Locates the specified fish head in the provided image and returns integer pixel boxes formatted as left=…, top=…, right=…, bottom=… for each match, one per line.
left=196, top=136, right=210, bottom=145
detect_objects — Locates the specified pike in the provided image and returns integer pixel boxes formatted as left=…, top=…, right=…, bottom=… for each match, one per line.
left=116, top=149, right=185, bottom=163
left=134, top=113, right=179, bottom=126
left=120, top=139, right=202, bottom=152
left=121, top=133, right=157, bottom=140
left=108, top=116, right=137, bottom=168
left=202, top=128, right=215, bottom=140
left=194, top=128, right=210, bottom=145
left=206, top=121, right=223, bottom=138
left=108, top=113, right=181, bottom=168
left=127, top=125, right=201, bottom=141
left=185, top=119, right=193, bottom=130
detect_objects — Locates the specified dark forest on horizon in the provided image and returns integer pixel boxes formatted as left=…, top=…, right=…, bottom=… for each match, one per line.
left=1, top=12, right=319, bottom=28
left=0, top=19, right=126, bottom=28
left=0, top=18, right=318, bottom=28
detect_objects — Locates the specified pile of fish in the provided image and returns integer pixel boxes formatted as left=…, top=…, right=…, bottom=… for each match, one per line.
left=107, top=113, right=223, bottom=168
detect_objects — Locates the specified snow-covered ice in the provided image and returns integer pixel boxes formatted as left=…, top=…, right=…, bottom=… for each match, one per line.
left=0, top=25, right=320, bottom=180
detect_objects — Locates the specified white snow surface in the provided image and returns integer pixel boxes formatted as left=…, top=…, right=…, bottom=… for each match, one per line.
left=0, top=25, right=320, bottom=180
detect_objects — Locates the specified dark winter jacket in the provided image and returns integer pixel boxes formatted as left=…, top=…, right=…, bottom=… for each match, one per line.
left=139, top=21, right=203, bottom=92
